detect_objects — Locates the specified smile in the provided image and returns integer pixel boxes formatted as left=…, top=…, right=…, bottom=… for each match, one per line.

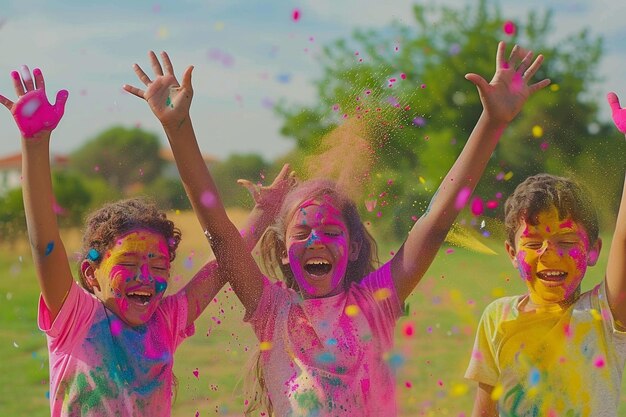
left=304, top=258, right=332, bottom=276
left=126, top=289, right=154, bottom=305
left=536, top=270, right=567, bottom=284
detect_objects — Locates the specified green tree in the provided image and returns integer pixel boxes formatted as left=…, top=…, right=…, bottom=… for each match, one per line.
left=210, top=154, right=270, bottom=208
left=277, top=0, right=623, bottom=239
left=70, top=126, right=163, bottom=191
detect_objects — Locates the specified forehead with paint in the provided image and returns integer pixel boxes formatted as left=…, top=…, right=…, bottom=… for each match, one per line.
left=289, top=196, right=347, bottom=229
left=504, top=174, right=599, bottom=250
left=103, top=229, right=171, bottom=265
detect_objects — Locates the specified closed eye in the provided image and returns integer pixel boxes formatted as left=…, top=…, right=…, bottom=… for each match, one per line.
left=523, top=242, right=543, bottom=250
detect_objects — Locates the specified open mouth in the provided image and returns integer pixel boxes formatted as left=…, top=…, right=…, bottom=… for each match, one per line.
left=537, top=270, right=567, bottom=282
left=304, top=259, right=332, bottom=276
left=126, top=290, right=154, bottom=305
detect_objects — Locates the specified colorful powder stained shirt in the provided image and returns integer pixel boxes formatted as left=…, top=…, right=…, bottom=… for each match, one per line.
left=246, top=261, right=402, bottom=417
left=38, top=281, right=194, bottom=417
left=465, top=281, right=626, bottom=417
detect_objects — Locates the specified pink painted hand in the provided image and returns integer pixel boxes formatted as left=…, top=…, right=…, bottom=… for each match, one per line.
left=0, top=67, right=68, bottom=138
left=607, top=92, right=626, bottom=134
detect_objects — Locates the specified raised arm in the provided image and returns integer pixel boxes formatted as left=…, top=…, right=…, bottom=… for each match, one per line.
left=391, top=42, right=551, bottom=302
left=123, top=51, right=266, bottom=317
left=605, top=92, right=626, bottom=329
left=0, top=67, right=70, bottom=319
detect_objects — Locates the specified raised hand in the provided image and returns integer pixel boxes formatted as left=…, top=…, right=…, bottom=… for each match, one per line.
left=123, top=51, right=193, bottom=128
left=237, top=163, right=297, bottom=212
left=465, top=42, right=550, bottom=124
left=0, top=66, right=68, bottom=138
left=607, top=92, right=626, bottom=134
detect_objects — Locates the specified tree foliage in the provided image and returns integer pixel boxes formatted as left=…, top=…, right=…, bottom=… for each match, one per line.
left=276, top=0, right=624, bottom=240
left=70, top=126, right=163, bottom=191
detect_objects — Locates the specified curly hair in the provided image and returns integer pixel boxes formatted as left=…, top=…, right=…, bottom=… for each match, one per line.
left=504, top=173, right=599, bottom=249
left=77, top=198, right=182, bottom=292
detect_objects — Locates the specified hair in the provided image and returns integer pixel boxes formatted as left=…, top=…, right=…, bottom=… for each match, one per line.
left=77, top=198, right=182, bottom=293
left=504, top=173, right=599, bottom=249
left=244, top=178, right=379, bottom=416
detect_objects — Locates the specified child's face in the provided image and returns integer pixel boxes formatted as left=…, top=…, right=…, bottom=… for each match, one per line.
left=92, top=229, right=170, bottom=326
left=506, top=205, right=600, bottom=308
left=285, top=198, right=357, bottom=299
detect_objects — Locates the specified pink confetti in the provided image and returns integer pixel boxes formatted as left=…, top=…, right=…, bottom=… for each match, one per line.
left=405, top=381, right=412, bottom=388
left=446, top=248, right=454, bottom=254
left=594, top=356, right=606, bottom=368
left=437, top=380, right=444, bottom=387
left=470, top=197, right=484, bottom=216
left=503, top=20, right=516, bottom=35
left=607, top=92, right=626, bottom=133
left=403, top=322, right=415, bottom=337
left=400, top=73, right=406, bottom=79
left=486, top=200, right=498, bottom=210
left=193, top=368, right=199, bottom=378
left=455, top=187, right=472, bottom=210
left=291, top=8, right=301, bottom=21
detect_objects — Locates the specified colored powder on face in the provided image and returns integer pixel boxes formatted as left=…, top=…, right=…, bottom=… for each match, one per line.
left=316, top=352, right=336, bottom=364
left=294, top=391, right=321, bottom=412
left=45, top=241, right=54, bottom=256
left=528, top=368, right=540, bottom=386
left=155, top=279, right=167, bottom=294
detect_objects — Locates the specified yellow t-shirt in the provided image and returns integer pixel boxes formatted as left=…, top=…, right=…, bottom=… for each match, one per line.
left=465, top=281, right=626, bottom=417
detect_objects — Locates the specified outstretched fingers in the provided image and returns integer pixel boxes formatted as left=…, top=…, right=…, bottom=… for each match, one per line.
left=0, top=94, right=14, bottom=111
left=528, top=78, right=551, bottom=94
left=522, top=54, right=544, bottom=82
left=33, top=68, right=45, bottom=91
left=20, top=65, right=35, bottom=92
left=11, top=71, right=26, bottom=97
left=160, top=51, right=175, bottom=76
left=132, top=63, right=152, bottom=86
left=149, top=51, right=164, bottom=76
left=122, top=83, right=145, bottom=99
left=607, top=92, right=621, bottom=111
left=495, top=41, right=506, bottom=69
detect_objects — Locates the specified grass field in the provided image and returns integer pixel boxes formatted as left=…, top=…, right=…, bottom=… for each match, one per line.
left=1, top=209, right=625, bottom=416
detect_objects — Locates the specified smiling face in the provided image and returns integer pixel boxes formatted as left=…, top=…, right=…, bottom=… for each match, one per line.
left=285, top=199, right=358, bottom=299
left=84, top=229, right=171, bottom=326
left=506, top=206, right=601, bottom=309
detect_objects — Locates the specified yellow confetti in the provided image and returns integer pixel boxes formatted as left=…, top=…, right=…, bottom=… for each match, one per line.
left=175, top=209, right=181, bottom=215
left=445, top=223, right=497, bottom=255
left=374, top=288, right=391, bottom=301
left=156, top=26, right=169, bottom=39
left=491, top=384, right=504, bottom=400
left=418, top=176, right=426, bottom=184
left=532, top=125, right=543, bottom=138
left=259, top=341, right=273, bottom=351
left=345, top=305, right=360, bottom=317
left=550, top=84, right=560, bottom=92
left=491, top=287, right=505, bottom=298
left=590, top=309, right=602, bottom=321
left=451, top=383, right=469, bottom=396
left=503, top=171, right=514, bottom=181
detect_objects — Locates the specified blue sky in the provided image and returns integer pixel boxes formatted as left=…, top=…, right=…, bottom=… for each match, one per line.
left=0, top=0, right=625, bottom=160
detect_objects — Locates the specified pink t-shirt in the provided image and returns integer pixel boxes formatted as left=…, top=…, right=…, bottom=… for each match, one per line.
left=247, top=261, right=402, bottom=417
left=38, top=281, right=194, bottom=417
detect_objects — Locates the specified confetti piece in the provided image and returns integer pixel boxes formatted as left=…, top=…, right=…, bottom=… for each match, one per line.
left=470, top=197, right=484, bottom=216
left=550, top=84, right=560, bottom=92
left=365, top=199, right=377, bottom=212
left=86, top=248, right=100, bottom=261
left=373, top=288, right=391, bottom=301
left=345, top=305, right=360, bottom=317
left=455, top=187, right=472, bottom=210
left=451, top=383, right=469, bottom=396
left=13, top=341, right=19, bottom=348
left=260, top=341, right=273, bottom=351
left=594, top=355, right=605, bottom=368
left=503, top=20, right=516, bottom=35
left=403, top=322, right=415, bottom=337
left=532, top=125, right=543, bottom=138
left=291, top=8, right=301, bottom=21
left=316, top=352, right=336, bottom=364
left=503, top=171, right=514, bottom=181
left=193, top=368, right=199, bottom=378
left=405, top=381, right=412, bottom=388
left=491, top=384, right=504, bottom=400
